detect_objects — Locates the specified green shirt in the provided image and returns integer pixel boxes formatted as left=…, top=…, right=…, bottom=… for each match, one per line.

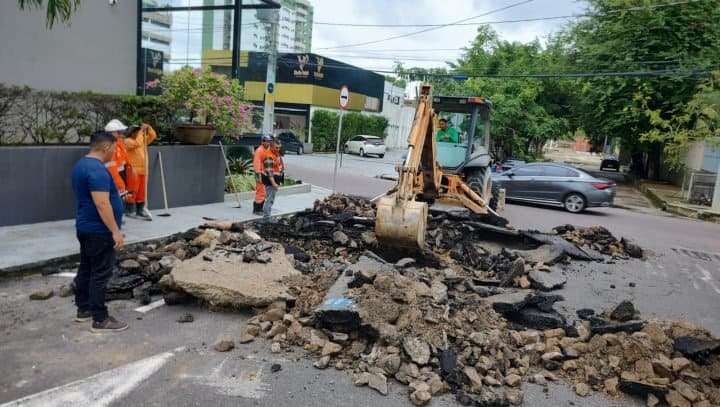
left=436, top=127, right=459, bottom=143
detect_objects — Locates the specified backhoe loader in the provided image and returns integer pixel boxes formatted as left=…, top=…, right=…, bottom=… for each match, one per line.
left=375, top=84, right=506, bottom=249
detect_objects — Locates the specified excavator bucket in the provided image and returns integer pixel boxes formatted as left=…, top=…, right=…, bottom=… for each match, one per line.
left=375, top=196, right=428, bottom=250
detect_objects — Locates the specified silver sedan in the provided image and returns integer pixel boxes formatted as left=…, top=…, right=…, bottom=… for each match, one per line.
left=492, top=163, right=616, bottom=213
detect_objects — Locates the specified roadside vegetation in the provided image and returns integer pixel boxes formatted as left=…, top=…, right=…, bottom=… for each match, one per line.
left=397, top=0, right=720, bottom=177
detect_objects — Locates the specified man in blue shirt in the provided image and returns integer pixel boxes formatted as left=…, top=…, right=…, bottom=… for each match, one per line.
left=71, top=131, right=128, bottom=333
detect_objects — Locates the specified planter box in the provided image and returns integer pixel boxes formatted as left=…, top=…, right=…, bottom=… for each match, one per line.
left=0, top=145, right=224, bottom=227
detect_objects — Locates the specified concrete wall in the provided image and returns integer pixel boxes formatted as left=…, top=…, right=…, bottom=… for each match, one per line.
left=0, top=145, right=225, bottom=227
left=0, top=2, right=137, bottom=94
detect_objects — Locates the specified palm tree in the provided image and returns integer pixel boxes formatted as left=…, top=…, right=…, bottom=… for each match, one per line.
left=17, top=0, right=81, bottom=28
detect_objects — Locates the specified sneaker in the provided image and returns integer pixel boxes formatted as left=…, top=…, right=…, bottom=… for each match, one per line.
left=136, top=203, right=153, bottom=221
left=74, top=310, right=92, bottom=323
left=90, top=316, right=129, bottom=333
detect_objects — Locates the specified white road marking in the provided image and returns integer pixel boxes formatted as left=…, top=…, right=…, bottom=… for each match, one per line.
left=134, top=299, right=165, bottom=313
left=0, top=347, right=182, bottom=407
left=695, top=264, right=720, bottom=295
left=179, top=355, right=270, bottom=399
left=53, top=272, right=77, bottom=278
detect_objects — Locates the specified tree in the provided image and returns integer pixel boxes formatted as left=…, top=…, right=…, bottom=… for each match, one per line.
left=396, top=27, right=573, bottom=160
left=639, top=71, right=720, bottom=170
left=17, top=0, right=81, bottom=28
left=557, top=0, right=720, bottom=178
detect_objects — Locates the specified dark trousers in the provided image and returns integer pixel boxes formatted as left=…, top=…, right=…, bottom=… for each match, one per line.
left=74, top=233, right=115, bottom=322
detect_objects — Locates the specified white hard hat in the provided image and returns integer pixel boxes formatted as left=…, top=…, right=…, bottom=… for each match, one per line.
left=104, top=119, right=128, bottom=132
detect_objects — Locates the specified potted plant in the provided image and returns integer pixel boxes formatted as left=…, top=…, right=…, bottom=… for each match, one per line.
left=158, top=67, right=253, bottom=144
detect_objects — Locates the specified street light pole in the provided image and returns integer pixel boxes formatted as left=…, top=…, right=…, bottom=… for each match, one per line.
left=258, top=9, right=278, bottom=137
left=712, top=159, right=720, bottom=211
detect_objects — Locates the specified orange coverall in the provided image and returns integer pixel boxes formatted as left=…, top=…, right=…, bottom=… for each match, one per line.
left=106, top=137, right=131, bottom=199
left=124, top=125, right=157, bottom=204
left=253, top=144, right=274, bottom=204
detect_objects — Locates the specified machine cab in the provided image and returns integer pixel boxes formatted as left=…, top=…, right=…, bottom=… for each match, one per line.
left=432, top=96, right=492, bottom=171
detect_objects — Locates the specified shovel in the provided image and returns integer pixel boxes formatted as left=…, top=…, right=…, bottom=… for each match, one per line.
left=219, top=140, right=242, bottom=209
left=157, top=151, right=171, bottom=217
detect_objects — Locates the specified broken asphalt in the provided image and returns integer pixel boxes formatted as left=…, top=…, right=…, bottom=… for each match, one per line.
left=2, top=192, right=720, bottom=406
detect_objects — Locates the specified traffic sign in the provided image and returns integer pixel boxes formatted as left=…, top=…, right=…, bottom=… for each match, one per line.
left=267, top=82, right=274, bottom=94
left=339, top=85, right=349, bottom=110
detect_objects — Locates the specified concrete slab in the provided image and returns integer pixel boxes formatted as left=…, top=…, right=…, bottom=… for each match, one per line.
left=168, top=246, right=299, bottom=308
left=0, top=185, right=331, bottom=273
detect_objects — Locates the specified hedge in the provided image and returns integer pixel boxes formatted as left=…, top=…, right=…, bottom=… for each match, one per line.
left=0, top=84, right=176, bottom=144
left=310, top=110, right=388, bottom=152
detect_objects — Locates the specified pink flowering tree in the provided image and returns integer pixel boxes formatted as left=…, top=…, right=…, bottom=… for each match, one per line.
left=158, top=66, right=254, bottom=139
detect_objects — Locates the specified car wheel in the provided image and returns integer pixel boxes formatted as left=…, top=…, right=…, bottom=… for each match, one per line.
left=564, top=193, right=586, bottom=213
left=297, top=146, right=303, bottom=155
left=360, top=148, right=365, bottom=157
left=466, top=167, right=498, bottom=211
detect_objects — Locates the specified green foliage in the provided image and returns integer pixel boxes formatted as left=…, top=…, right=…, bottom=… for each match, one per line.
left=17, top=0, right=80, bottom=28
left=228, top=157, right=253, bottom=175
left=555, top=0, right=720, bottom=177
left=384, top=75, right=407, bottom=89
left=310, top=110, right=389, bottom=152
left=224, top=144, right=253, bottom=161
left=159, top=66, right=254, bottom=139
left=639, top=71, right=720, bottom=170
left=119, top=96, right=174, bottom=142
left=225, top=173, right=295, bottom=193
left=0, top=84, right=179, bottom=144
left=397, top=27, right=572, bottom=160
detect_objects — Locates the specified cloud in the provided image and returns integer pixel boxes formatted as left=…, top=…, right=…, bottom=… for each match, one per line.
left=309, top=0, right=587, bottom=70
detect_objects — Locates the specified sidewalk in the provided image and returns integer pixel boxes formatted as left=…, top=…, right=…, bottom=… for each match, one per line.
left=640, top=181, right=720, bottom=222
left=0, top=184, right=331, bottom=273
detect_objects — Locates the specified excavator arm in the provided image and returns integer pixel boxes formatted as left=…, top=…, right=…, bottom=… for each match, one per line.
left=375, top=85, right=501, bottom=249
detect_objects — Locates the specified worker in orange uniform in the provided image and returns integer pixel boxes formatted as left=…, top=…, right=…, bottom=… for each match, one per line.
left=271, top=136, right=285, bottom=184
left=253, top=135, right=274, bottom=214
left=124, top=124, right=157, bottom=221
left=104, top=119, right=133, bottom=215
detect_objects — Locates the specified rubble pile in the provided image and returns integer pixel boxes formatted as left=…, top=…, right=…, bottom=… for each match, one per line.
left=105, top=228, right=207, bottom=303
left=557, top=304, right=720, bottom=407
left=41, top=194, right=719, bottom=407
left=554, top=225, right=643, bottom=259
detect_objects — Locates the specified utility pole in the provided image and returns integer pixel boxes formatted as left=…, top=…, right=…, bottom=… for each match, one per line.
left=712, top=159, right=720, bottom=211
left=257, top=9, right=279, bottom=137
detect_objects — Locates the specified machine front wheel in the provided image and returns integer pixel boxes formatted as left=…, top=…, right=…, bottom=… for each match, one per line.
left=466, top=167, right=498, bottom=211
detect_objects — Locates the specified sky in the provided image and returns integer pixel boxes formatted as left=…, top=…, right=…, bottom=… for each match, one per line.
left=308, top=0, right=588, bottom=71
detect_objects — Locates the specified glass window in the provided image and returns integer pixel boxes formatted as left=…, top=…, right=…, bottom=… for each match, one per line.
left=143, top=1, right=236, bottom=8
left=139, top=5, right=235, bottom=94
left=543, top=166, right=576, bottom=177
left=513, top=166, right=544, bottom=176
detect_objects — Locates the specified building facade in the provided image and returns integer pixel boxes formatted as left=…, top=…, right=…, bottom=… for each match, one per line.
left=0, top=1, right=137, bottom=94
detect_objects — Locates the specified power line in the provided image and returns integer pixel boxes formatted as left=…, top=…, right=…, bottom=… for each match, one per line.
left=311, top=0, right=705, bottom=28
left=277, top=57, right=717, bottom=79
left=315, top=0, right=535, bottom=50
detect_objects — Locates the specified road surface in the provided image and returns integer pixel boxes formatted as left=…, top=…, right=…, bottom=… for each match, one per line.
left=1, top=151, right=718, bottom=407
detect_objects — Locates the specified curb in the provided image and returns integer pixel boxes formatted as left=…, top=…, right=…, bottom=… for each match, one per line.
left=224, top=182, right=311, bottom=202
left=1, top=184, right=320, bottom=278
left=640, top=184, right=720, bottom=223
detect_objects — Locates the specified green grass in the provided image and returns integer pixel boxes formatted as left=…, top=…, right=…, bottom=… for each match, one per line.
left=224, top=173, right=296, bottom=193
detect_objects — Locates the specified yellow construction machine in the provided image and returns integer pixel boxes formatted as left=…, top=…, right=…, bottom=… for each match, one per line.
left=375, top=84, right=506, bottom=249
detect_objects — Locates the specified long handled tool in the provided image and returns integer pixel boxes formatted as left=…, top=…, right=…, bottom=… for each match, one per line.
left=142, top=127, right=153, bottom=220
left=157, top=151, right=171, bottom=217
left=219, top=140, right=242, bottom=208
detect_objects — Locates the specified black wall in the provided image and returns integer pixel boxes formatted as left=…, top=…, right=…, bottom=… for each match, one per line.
left=0, top=145, right=224, bottom=227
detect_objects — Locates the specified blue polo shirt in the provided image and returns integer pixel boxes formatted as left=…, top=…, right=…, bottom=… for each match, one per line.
left=71, top=156, right=123, bottom=235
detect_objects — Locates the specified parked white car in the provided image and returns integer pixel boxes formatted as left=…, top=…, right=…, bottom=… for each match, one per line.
left=344, top=135, right=386, bottom=158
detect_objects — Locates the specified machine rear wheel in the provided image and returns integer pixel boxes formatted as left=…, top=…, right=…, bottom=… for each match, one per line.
left=466, top=167, right=498, bottom=211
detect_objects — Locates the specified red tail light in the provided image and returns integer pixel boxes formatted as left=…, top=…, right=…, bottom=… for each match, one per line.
left=591, top=182, right=615, bottom=190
